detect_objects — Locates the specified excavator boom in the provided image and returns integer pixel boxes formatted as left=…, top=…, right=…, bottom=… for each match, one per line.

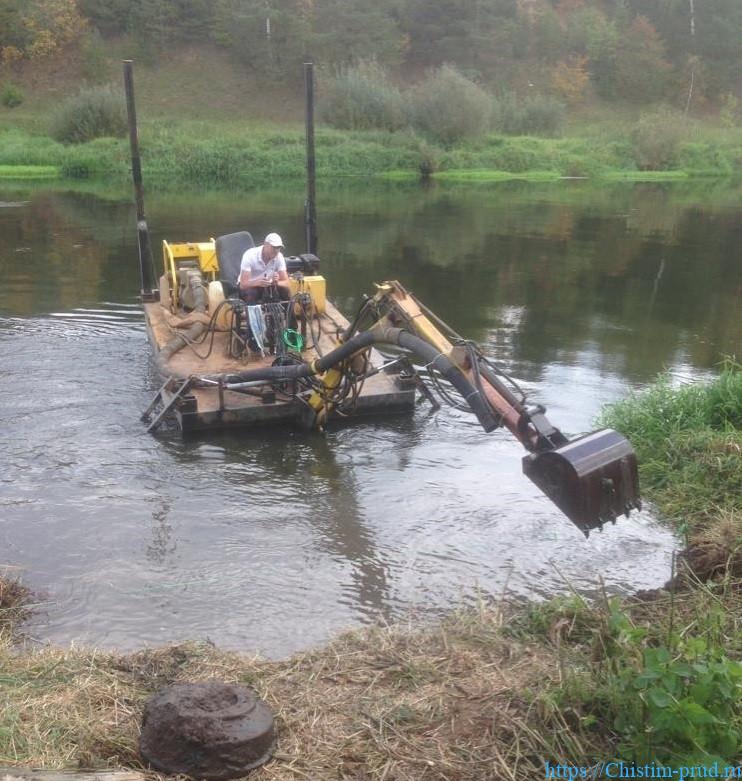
left=350, top=282, right=641, bottom=535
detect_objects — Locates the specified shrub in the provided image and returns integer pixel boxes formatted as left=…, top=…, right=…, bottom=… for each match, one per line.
left=50, top=85, right=127, bottom=144
left=1, top=83, right=24, bottom=109
left=319, top=61, right=405, bottom=132
left=492, top=93, right=565, bottom=136
left=408, top=65, right=491, bottom=145
left=631, top=106, right=688, bottom=169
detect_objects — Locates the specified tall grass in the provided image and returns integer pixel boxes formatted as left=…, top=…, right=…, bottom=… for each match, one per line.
left=0, top=116, right=738, bottom=183
left=599, top=361, right=742, bottom=531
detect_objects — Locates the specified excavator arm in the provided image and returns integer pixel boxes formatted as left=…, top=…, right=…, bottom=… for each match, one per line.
left=328, top=281, right=641, bottom=536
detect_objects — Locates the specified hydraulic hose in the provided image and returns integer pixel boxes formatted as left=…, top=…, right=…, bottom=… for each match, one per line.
left=156, top=271, right=209, bottom=372
left=203, top=327, right=499, bottom=432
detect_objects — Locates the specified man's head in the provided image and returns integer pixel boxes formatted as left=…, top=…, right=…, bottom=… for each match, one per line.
left=262, top=232, right=284, bottom=261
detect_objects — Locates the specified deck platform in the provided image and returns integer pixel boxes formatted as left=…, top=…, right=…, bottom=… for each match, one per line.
left=142, top=299, right=416, bottom=433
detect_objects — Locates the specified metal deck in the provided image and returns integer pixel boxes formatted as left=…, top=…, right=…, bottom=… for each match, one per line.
left=142, top=300, right=416, bottom=433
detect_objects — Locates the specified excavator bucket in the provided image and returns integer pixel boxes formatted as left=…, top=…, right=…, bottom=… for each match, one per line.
left=522, top=429, right=641, bottom=536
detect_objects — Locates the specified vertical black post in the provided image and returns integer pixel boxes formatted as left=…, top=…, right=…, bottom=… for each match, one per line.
left=304, top=61, right=318, bottom=256
left=123, top=60, right=157, bottom=302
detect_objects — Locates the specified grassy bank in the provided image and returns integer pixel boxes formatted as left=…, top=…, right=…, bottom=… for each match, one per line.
left=1, top=366, right=740, bottom=775
left=0, top=117, right=740, bottom=185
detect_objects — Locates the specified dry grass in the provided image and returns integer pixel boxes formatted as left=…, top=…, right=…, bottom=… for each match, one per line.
left=0, top=600, right=602, bottom=780
left=1, top=571, right=740, bottom=778
left=684, top=509, right=742, bottom=582
left=0, top=571, right=31, bottom=636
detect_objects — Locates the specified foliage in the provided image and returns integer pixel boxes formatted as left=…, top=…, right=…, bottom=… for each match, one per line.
left=492, top=93, right=566, bottom=136
left=613, top=15, right=672, bottom=103
left=1, top=82, right=23, bottom=108
left=0, top=0, right=86, bottom=61
left=550, top=55, right=590, bottom=106
left=409, top=65, right=491, bottom=145
left=602, top=604, right=742, bottom=765
left=319, top=61, right=405, bottom=132
left=631, top=106, right=688, bottom=170
left=49, top=84, right=127, bottom=144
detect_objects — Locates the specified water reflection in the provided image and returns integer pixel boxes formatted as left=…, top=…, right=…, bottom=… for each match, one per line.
left=0, top=179, right=739, bottom=655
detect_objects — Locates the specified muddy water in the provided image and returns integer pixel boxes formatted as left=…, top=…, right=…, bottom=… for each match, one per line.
left=0, top=179, right=739, bottom=656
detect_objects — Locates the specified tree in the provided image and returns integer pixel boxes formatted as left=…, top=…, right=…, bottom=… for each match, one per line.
left=614, top=15, right=672, bottom=102
left=0, top=0, right=86, bottom=61
left=551, top=55, right=590, bottom=105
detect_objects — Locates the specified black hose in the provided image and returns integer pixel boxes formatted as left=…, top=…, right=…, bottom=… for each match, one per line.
left=206, top=327, right=498, bottom=432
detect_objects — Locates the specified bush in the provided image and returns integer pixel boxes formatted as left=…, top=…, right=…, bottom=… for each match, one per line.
left=1, top=83, right=24, bottom=109
left=50, top=85, right=127, bottom=144
left=492, top=93, right=565, bottom=136
left=320, top=61, right=405, bottom=132
left=631, top=106, right=688, bottom=170
left=408, top=65, right=491, bottom=145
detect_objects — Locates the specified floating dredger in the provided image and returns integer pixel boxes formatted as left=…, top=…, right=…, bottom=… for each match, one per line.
left=126, top=61, right=640, bottom=536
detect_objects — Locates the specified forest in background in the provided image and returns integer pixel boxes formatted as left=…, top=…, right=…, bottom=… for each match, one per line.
left=1, top=0, right=740, bottom=112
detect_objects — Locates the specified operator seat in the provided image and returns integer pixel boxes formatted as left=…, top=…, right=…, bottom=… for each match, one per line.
left=215, top=231, right=255, bottom=297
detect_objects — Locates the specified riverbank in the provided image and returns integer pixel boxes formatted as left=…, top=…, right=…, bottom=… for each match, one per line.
left=1, top=365, right=740, bottom=775
left=0, top=117, right=740, bottom=185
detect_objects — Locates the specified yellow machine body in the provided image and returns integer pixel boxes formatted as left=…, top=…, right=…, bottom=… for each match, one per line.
left=289, top=275, right=326, bottom=315
left=162, top=240, right=219, bottom=310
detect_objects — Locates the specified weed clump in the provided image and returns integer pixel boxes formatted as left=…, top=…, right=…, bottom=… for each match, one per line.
left=0, top=572, right=31, bottom=635
left=50, top=85, right=127, bottom=144
left=1, top=83, right=24, bottom=108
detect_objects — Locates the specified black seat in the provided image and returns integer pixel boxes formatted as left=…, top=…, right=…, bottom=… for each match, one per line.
left=215, top=231, right=255, bottom=297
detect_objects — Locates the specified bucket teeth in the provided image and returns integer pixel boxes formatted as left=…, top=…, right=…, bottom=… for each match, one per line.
left=522, top=429, right=641, bottom=536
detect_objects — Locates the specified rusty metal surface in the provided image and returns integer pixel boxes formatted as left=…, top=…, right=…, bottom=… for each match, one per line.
left=522, top=428, right=641, bottom=535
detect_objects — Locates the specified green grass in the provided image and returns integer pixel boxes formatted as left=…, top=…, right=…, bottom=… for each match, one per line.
left=0, top=164, right=59, bottom=179
left=602, top=170, right=690, bottom=181
left=431, top=168, right=562, bottom=182
left=599, top=361, right=742, bottom=534
left=0, top=113, right=739, bottom=185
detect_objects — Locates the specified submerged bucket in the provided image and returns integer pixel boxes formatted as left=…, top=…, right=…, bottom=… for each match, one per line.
left=522, top=428, right=641, bottom=536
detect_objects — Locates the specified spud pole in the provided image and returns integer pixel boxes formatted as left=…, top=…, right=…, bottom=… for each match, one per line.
left=123, top=59, right=157, bottom=302
left=304, top=61, right=318, bottom=256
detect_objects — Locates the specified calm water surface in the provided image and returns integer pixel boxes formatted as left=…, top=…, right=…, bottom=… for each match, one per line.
left=1, top=179, right=739, bottom=656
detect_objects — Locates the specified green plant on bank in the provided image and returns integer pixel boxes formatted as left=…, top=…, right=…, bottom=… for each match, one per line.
left=49, top=85, right=128, bottom=144
left=599, top=601, right=741, bottom=766
left=1, top=83, right=23, bottom=108
left=598, top=360, right=742, bottom=532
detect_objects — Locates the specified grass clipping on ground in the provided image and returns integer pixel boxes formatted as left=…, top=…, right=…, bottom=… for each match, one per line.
left=1, top=597, right=569, bottom=779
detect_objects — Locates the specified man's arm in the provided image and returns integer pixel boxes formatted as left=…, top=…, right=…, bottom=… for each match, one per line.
left=239, top=266, right=270, bottom=290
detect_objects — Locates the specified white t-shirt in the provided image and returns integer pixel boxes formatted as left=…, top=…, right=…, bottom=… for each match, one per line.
left=237, top=245, right=286, bottom=284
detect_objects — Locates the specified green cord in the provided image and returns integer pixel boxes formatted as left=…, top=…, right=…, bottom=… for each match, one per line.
left=283, top=328, right=304, bottom=351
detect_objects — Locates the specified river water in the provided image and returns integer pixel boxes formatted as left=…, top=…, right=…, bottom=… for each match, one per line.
left=0, top=179, right=739, bottom=656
